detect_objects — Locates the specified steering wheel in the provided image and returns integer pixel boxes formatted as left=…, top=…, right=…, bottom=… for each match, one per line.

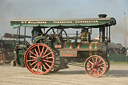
left=45, top=28, right=68, bottom=39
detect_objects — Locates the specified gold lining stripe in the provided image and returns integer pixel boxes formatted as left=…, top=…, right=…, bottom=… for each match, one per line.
left=77, top=43, right=80, bottom=49
left=87, top=33, right=88, bottom=42
left=89, top=43, right=92, bottom=49
left=70, top=43, right=72, bottom=49
left=54, top=34, right=61, bottom=43
left=81, top=33, right=83, bottom=41
left=64, top=42, right=66, bottom=48
left=95, top=51, right=97, bottom=55
left=89, top=51, right=92, bottom=56
left=95, top=43, right=97, bottom=49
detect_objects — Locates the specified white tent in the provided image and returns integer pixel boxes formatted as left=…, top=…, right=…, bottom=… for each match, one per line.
left=0, top=29, right=5, bottom=38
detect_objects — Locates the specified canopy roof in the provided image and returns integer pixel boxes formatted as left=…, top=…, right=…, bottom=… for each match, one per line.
left=10, top=17, right=116, bottom=29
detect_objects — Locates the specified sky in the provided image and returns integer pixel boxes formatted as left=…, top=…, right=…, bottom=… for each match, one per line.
left=0, top=0, right=128, bottom=46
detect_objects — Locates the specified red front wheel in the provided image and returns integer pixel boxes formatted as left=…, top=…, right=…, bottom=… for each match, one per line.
left=24, top=44, right=54, bottom=75
left=85, top=55, right=106, bottom=77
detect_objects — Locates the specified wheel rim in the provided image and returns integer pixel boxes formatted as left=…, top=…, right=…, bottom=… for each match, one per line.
left=104, top=58, right=110, bottom=73
left=85, top=55, right=106, bottom=77
left=24, top=44, right=54, bottom=75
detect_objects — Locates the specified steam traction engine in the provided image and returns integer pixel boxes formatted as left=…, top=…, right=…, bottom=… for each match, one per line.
left=10, top=14, right=116, bottom=77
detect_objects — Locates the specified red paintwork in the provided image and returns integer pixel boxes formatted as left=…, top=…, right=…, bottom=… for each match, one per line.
left=55, top=45, right=62, bottom=48
left=62, top=54, right=74, bottom=57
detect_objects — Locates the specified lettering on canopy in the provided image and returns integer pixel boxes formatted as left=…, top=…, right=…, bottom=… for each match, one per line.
left=20, top=20, right=99, bottom=24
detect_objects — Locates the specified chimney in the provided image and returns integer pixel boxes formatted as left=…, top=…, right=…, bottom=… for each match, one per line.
left=98, top=14, right=107, bottom=42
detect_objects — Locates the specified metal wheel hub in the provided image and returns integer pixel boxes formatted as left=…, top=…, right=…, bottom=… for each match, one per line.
left=94, top=65, right=98, bottom=69
left=37, top=57, right=42, bottom=62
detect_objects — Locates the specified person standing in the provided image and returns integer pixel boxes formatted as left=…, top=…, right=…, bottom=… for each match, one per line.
left=31, top=27, right=42, bottom=43
left=126, top=49, right=128, bottom=63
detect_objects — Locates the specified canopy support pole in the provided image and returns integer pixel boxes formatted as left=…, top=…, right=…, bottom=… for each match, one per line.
left=109, top=26, right=111, bottom=42
left=24, top=27, right=26, bottom=41
left=18, top=27, right=20, bottom=44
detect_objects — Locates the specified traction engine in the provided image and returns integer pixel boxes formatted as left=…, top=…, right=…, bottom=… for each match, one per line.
left=10, top=14, right=116, bottom=77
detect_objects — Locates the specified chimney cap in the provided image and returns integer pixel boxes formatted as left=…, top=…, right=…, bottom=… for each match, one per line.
left=98, top=14, right=107, bottom=18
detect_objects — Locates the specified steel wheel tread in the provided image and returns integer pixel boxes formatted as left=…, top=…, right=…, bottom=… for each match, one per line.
left=49, top=50, right=60, bottom=73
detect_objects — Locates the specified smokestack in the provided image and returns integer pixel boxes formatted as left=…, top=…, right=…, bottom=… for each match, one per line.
left=98, top=14, right=107, bottom=42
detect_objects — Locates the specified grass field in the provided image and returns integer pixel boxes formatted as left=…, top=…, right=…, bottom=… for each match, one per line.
left=110, top=62, right=128, bottom=64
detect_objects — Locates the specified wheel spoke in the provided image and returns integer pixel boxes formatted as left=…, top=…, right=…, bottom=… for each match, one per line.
left=45, top=62, right=50, bottom=68
left=97, top=59, right=102, bottom=64
left=98, top=68, right=102, bottom=73
left=98, top=63, right=104, bottom=66
left=95, top=57, right=97, bottom=64
left=99, top=66, right=105, bottom=69
left=30, top=51, right=37, bottom=56
left=87, top=67, right=92, bottom=69
left=43, top=52, right=52, bottom=58
left=41, top=65, right=43, bottom=73
left=88, top=64, right=93, bottom=67
left=37, top=64, right=39, bottom=73
left=38, top=45, right=40, bottom=54
left=43, top=60, right=53, bottom=63
left=34, top=48, right=39, bottom=56
left=40, top=46, right=44, bottom=56
left=45, top=57, right=53, bottom=59
left=32, top=63, right=38, bottom=69
left=27, top=59, right=36, bottom=62
left=42, top=64, right=47, bottom=70
left=30, top=56, right=36, bottom=59
left=30, top=60, right=37, bottom=66
left=89, top=60, right=94, bottom=65
left=91, top=58, right=95, bottom=64
left=96, top=70, right=100, bottom=75
left=89, top=69, right=94, bottom=74
left=43, top=48, right=48, bottom=56
left=94, top=69, right=97, bottom=74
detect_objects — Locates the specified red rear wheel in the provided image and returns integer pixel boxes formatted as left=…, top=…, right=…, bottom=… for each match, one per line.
left=104, top=58, right=110, bottom=73
left=24, top=44, right=54, bottom=75
left=85, top=55, right=106, bottom=77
